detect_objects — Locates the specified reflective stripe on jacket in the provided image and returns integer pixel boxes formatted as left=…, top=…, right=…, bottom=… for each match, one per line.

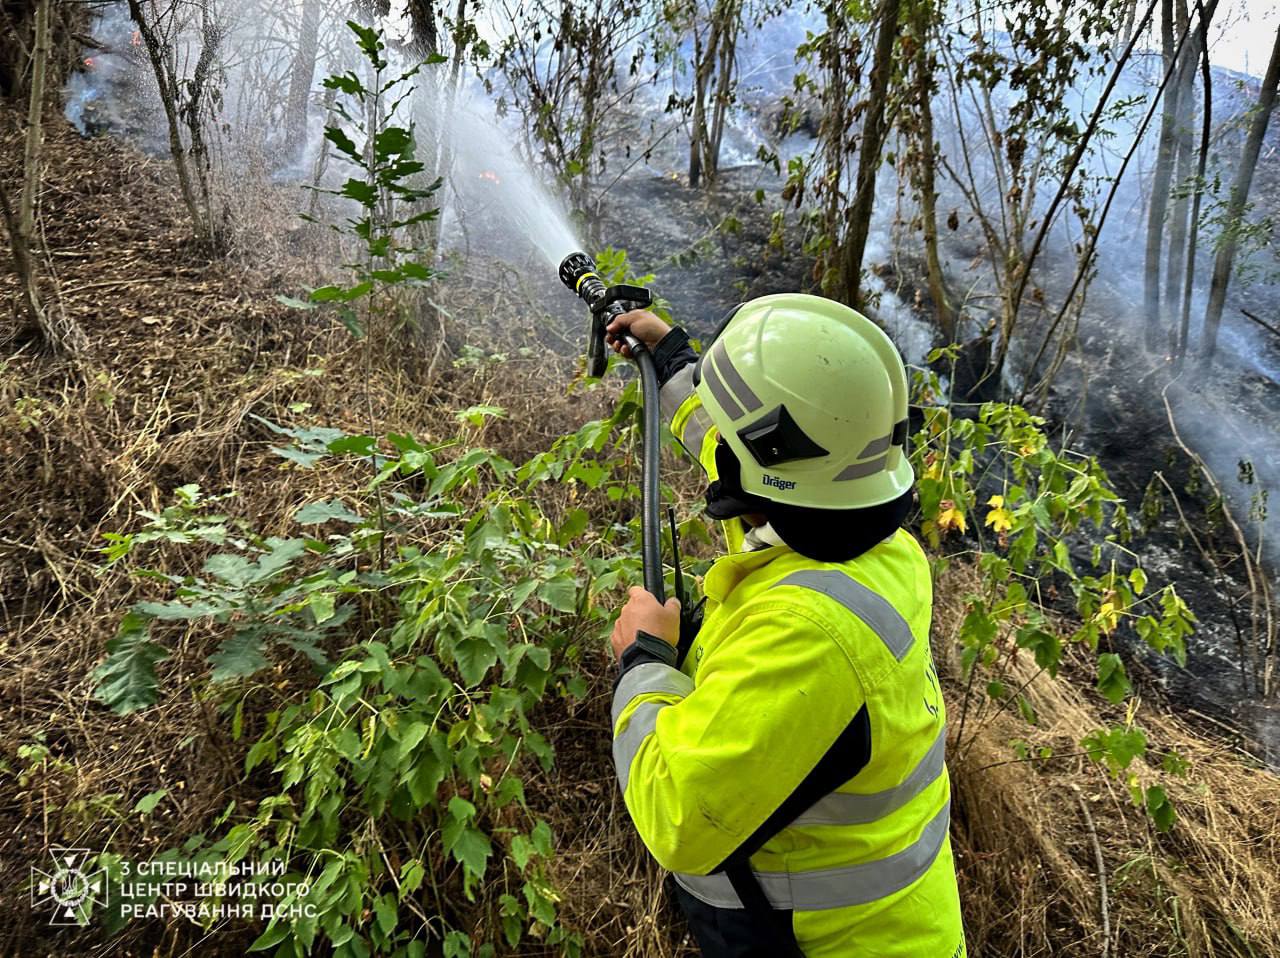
left=610, top=358, right=966, bottom=957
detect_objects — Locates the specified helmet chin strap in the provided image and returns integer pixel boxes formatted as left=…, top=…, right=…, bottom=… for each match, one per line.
left=704, top=442, right=769, bottom=521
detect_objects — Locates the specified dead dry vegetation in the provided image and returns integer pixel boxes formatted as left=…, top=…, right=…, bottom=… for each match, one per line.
left=1, top=110, right=1278, bottom=958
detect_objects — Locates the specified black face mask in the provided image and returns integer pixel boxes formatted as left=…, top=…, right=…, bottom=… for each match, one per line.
left=703, top=441, right=914, bottom=562
left=704, top=442, right=770, bottom=521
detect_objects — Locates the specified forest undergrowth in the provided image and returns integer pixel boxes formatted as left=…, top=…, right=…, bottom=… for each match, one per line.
left=1, top=104, right=1278, bottom=958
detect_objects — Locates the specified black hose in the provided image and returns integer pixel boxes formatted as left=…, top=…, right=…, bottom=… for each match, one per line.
left=557, top=251, right=665, bottom=601
left=635, top=346, right=665, bottom=603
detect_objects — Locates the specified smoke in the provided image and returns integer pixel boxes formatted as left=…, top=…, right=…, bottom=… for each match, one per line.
left=63, top=6, right=157, bottom=144
left=60, top=1, right=583, bottom=271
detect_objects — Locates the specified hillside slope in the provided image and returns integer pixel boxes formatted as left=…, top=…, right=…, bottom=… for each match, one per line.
left=1, top=109, right=1278, bottom=958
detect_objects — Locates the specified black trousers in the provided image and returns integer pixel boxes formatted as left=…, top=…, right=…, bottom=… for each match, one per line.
left=668, top=875, right=802, bottom=958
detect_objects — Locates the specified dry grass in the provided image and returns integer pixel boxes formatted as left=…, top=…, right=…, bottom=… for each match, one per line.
left=935, top=566, right=1280, bottom=958
left=1, top=107, right=1277, bottom=958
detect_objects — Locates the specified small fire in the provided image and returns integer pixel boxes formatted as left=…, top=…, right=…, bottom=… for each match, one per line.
left=84, top=57, right=96, bottom=68
left=479, top=170, right=500, bottom=184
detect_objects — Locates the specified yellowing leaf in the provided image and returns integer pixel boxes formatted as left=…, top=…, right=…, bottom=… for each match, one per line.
left=1095, top=601, right=1119, bottom=634
left=937, top=503, right=967, bottom=534
left=984, top=506, right=1014, bottom=534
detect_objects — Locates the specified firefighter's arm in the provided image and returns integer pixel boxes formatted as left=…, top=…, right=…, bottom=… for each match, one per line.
left=606, top=310, right=747, bottom=553
left=610, top=603, right=867, bottom=875
left=604, top=311, right=710, bottom=467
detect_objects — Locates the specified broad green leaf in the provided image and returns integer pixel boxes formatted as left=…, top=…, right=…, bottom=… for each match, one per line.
left=276, top=294, right=317, bottom=310
left=453, top=635, right=499, bottom=687
left=538, top=579, right=578, bottom=614
left=309, top=592, right=336, bottom=625
left=1145, top=785, right=1176, bottom=831
left=322, top=122, right=361, bottom=156
left=93, top=611, right=166, bottom=715
left=374, top=893, right=397, bottom=936
left=256, top=538, right=307, bottom=580
left=327, top=435, right=377, bottom=456
left=247, top=921, right=290, bottom=952
left=295, top=500, right=364, bottom=525
left=1096, top=653, right=1131, bottom=704
left=443, top=817, right=491, bottom=881
left=202, top=553, right=254, bottom=587
left=374, top=127, right=413, bottom=158
left=209, top=634, right=270, bottom=682
left=396, top=720, right=430, bottom=761
left=133, top=789, right=168, bottom=816
left=337, top=306, right=364, bottom=338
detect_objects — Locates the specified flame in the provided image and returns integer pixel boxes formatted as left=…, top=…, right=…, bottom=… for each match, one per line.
left=479, top=170, right=500, bottom=184
left=84, top=57, right=96, bottom=68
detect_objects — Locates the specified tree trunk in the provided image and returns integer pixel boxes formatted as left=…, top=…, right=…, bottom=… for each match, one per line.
left=688, top=11, right=722, bottom=187
left=706, top=0, right=741, bottom=180
left=1118, top=0, right=1139, bottom=56
left=284, top=0, right=321, bottom=163
left=1175, top=0, right=1215, bottom=364
left=1143, top=0, right=1181, bottom=348
left=128, top=0, right=211, bottom=246
left=1162, top=0, right=1197, bottom=345
left=1200, top=23, right=1280, bottom=360
left=11, top=0, right=46, bottom=338
left=406, top=0, right=440, bottom=56
left=909, top=0, right=952, bottom=340
left=841, top=0, right=901, bottom=308
left=7, top=0, right=87, bottom=357
left=19, top=0, right=49, bottom=243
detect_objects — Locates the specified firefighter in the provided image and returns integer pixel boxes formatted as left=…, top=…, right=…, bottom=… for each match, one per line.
left=603, top=294, right=966, bottom=957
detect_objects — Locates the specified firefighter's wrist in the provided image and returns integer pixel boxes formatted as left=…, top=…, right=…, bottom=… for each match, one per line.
left=619, top=629, right=678, bottom=671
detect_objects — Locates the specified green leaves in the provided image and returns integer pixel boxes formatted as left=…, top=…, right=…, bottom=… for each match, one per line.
left=1095, top=653, right=1131, bottom=704
left=1144, top=784, right=1176, bottom=832
left=295, top=500, right=364, bottom=525
left=1081, top=725, right=1180, bottom=831
left=346, top=19, right=387, bottom=69
left=209, top=633, right=272, bottom=682
left=133, top=788, right=168, bottom=816
left=94, top=384, right=636, bottom=952
left=93, top=611, right=167, bottom=715
left=453, top=634, right=500, bottom=687
left=443, top=797, right=493, bottom=889
left=1081, top=725, right=1147, bottom=776
left=285, top=20, right=444, bottom=344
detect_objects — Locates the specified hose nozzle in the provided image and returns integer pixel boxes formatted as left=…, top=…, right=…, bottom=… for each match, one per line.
left=558, top=251, right=653, bottom=378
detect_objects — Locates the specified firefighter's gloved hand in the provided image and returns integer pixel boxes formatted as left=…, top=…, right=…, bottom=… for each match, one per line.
left=610, top=586, right=680, bottom=663
left=606, top=309, right=670, bottom=359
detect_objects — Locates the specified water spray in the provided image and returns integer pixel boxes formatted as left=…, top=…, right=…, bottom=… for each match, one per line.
left=558, top=252, right=668, bottom=602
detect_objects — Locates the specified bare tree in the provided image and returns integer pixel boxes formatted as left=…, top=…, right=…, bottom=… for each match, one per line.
left=2, top=0, right=88, bottom=357
left=495, top=0, right=663, bottom=215
left=902, top=0, right=952, bottom=339
left=1174, top=0, right=1216, bottom=364
left=1162, top=0, right=1199, bottom=331
left=285, top=0, right=322, bottom=160
left=841, top=0, right=900, bottom=308
left=127, top=0, right=226, bottom=250
left=687, top=0, right=743, bottom=188
left=1143, top=0, right=1185, bottom=348
left=1200, top=23, right=1280, bottom=360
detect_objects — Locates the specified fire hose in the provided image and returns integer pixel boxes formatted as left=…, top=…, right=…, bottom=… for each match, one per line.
left=558, top=251, right=669, bottom=603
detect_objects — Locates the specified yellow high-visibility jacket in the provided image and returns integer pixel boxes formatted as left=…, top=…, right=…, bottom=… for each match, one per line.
left=610, top=354, right=966, bottom=957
